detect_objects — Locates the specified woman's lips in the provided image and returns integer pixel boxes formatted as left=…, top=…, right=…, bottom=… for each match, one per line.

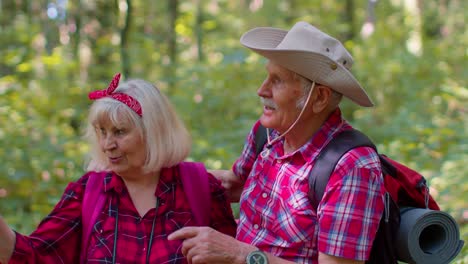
left=109, top=156, right=122, bottom=163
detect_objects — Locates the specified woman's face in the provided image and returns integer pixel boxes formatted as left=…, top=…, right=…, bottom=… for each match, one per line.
left=95, top=115, right=146, bottom=178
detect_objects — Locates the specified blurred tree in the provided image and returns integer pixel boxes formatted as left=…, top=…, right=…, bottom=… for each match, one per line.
left=0, top=0, right=466, bottom=261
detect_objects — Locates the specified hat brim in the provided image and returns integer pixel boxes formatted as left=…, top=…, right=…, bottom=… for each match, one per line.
left=240, top=27, right=374, bottom=107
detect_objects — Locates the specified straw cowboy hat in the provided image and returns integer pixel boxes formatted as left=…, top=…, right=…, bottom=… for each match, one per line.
left=240, top=21, right=374, bottom=107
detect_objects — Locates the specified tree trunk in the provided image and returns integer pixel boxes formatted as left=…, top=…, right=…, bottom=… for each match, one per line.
left=87, top=1, right=118, bottom=80
left=166, top=0, right=178, bottom=93
left=121, top=0, right=132, bottom=77
left=69, top=1, right=82, bottom=61
left=195, top=0, right=204, bottom=62
left=168, top=0, right=178, bottom=65
left=0, top=0, right=15, bottom=27
left=343, top=0, right=355, bottom=40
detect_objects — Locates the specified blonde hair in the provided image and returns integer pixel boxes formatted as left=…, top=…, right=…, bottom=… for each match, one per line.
left=84, top=78, right=191, bottom=172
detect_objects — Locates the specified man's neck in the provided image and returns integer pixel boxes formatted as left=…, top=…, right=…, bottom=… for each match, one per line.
left=283, top=109, right=332, bottom=154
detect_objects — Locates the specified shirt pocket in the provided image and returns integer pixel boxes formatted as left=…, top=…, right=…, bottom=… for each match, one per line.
left=163, top=210, right=193, bottom=258
left=165, top=210, right=194, bottom=233
left=270, top=186, right=318, bottom=245
left=86, top=217, right=117, bottom=260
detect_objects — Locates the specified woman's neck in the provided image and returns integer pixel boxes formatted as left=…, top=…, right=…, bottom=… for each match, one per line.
left=122, top=170, right=161, bottom=217
left=122, top=170, right=160, bottom=189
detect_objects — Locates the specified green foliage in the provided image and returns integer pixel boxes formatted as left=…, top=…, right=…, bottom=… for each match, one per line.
left=0, top=0, right=466, bottom=261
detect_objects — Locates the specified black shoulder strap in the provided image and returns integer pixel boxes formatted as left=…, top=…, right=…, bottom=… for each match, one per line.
left=254, top=124, right=268, bottom=157
left=309, top=129, right=376, bottom=210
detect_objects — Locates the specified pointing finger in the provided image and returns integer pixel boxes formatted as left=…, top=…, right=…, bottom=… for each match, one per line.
left=167, top=226, right=201, bottom=241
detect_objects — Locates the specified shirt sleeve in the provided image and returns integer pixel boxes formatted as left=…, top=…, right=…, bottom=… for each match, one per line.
left=232, top=120, right=263, bottom=181
left=317, top=146, right=385, bottom=261
left=9, top=175, right=89, bottom=264
left=207, top=173, right=237, bottom=237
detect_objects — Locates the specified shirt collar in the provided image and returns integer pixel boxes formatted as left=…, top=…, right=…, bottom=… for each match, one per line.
left=102, top=167, right=179, bottom=196
left=103, top=172, right=125, bottom=194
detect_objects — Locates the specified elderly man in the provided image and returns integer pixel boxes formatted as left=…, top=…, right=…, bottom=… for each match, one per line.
left=169, top=21, right=385, bottom=264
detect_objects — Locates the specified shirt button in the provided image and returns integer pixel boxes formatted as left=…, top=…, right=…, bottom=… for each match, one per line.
left=262, top=193, right=267, bottom=198
left=254, top=224, right=259, bottom=229
left=142, top=247, right=146, bottom=251
left=277, top=159, right=282, bottom=164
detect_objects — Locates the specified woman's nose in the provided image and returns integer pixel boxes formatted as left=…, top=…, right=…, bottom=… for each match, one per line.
left=102, top=135, right=117, bottom=150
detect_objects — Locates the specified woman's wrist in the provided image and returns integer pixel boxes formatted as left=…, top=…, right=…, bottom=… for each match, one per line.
left=0, top=216, right=16, bottom=263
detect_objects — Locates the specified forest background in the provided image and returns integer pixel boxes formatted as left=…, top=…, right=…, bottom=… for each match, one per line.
left=0, top=0, right=466, bottom=262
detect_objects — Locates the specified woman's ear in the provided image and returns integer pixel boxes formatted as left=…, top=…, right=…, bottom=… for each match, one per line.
left=311, top=85, right=332, bottom=113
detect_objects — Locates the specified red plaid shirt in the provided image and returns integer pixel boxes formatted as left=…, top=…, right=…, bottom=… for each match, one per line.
left=233, top=109, right=385, bottom=263
left=9, top=165, right=236, bottom=264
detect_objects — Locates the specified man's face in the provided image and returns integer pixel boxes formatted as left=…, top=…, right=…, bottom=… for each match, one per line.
left=257, top=61, right=305, bottom=133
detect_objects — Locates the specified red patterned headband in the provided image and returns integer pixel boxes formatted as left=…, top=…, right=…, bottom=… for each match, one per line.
left=88, top=73, right=143, bottom=116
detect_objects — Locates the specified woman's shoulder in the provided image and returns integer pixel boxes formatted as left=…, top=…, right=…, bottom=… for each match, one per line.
left=175, top=162, right=223, bottom=191
left=76, top=170, right=111, bottom=183
left=67, top=171, right=112, bottom=193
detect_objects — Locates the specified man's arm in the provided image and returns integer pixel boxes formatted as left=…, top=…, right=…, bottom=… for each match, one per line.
left=168, top=226, right=296, bottom=264
left=208, top=169, right=245, bottom=203
left=318, top=252, right=364, bottom=264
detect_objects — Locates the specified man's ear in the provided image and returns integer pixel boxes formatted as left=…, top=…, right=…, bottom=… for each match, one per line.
left=311, top=85, right=332, bottom=113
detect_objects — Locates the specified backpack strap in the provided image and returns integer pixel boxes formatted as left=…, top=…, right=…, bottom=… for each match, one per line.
left=81, top=172, right=107, bottom=263
left=179, top=162, right=211, bottom=226
left=253, top=125, right=377, bottom=210
left=309, top=129, right=376, bottom=209
left=254, top=123, right=268, bottom=157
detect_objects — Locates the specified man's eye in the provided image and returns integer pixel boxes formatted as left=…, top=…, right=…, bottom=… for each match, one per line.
left=116, top=129, right=125, bottom=135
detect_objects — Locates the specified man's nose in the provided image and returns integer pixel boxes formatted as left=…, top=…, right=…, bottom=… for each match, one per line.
left=257, top=79, right=271, bottom=97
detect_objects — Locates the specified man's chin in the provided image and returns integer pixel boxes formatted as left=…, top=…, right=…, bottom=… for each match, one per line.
left=259, top=117, right=275, bottom=129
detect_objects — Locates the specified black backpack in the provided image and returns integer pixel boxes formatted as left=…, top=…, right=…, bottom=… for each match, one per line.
left=253, top=125, right=440, bottom=263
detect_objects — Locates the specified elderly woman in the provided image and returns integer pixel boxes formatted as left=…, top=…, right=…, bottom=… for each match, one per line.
left=0, top=73, right=237, bottom=264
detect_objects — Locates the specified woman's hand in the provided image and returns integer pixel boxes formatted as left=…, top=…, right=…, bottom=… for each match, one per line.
left=0, top=215, right=16, bottom=264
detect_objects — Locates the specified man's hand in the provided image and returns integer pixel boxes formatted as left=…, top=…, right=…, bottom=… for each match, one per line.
left=168, top=226, right=257, bottom=264
left=208, top=170, right=244, bottom=202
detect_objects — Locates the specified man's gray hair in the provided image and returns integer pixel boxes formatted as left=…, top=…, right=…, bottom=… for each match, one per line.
left=294, top=73, right=342, bottom=109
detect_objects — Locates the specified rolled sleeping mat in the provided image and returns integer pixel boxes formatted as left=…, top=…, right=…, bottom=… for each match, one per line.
left=396, top=207, right=464, bottom=264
